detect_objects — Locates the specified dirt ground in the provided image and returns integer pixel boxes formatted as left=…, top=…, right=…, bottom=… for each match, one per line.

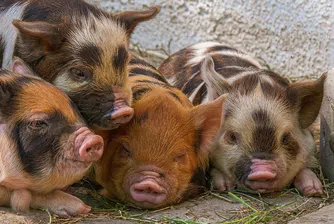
left=1, top=51, right=331, bottom=224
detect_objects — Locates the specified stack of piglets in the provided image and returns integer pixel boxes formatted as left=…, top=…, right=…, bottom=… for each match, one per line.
left=159, top=42, right=326, bottom=196
left=0, top=57, right=104, bottom=216
left=93, top=55, right=225, bottom=209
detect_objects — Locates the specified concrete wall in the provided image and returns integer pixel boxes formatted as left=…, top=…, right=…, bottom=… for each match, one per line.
left=87, top=0, right=333, bottom=78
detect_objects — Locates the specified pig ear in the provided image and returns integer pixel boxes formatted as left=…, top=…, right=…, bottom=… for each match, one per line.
left=12, top=20, right=64, bottom=52
left=11, top=57, right=36, bottom=76
left=287, top=72, right=327, bottom=129
left=117, top=6, right=160, bottom=36
left=200, top=56, right=231, bottom=101
left=191, top=94, right=227, bottom=160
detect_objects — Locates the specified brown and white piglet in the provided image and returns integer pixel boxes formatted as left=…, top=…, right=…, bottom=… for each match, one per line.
left=0, top=58, right=104, bottom=217
left=159, top=42, right=326, bottom=196
left=0, top=0, right=160, bottom=129
left=93, top=55, right=225, bottom=209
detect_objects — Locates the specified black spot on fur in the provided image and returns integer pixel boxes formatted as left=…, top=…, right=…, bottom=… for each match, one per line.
left=251, top=152, right=273, bottom=160
left=67, top=87, right=116, bottom=128
left=224, top=107, right=233, bottom=120
left=132, top=87, right=151, bottom=101
left=206, top=45, right=237, bottom=54
left=192, top=84, right=207, bottom=106
left=252, top=109, right=270, bottom=124
left=211, top=54, right=259, bottom=70
left=216, top=66, right=250, bottom=79
left=281, top=133, right=300, bottom=159
left=78, top=44, right=102, bottom=67
left=235, top=156, right=252, bottom=183
left=183, top=74, right=203, bottom=95
left=232, top=74, right=259, bottom=95
left=167, top=91, right=182, bottom=104
left=12, top=112, right=74, bottom=175
left=252, top=116, right=277, bottom=154
left=130, top=56, right=156, bottom=70
left=135, top=80, right=173, bottom=89
left=113, top=46, right=128, bottom=72
left=23, top=2, right=53, bottom=21
left=129, top=67, right=167, bottom=83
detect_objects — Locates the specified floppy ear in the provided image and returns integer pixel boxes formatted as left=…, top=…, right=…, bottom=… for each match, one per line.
left=116, top=6, right=160, bottom=36
left=191, top=94, right=227, bottom=166
left=12, top=19, right=64, bottom=53
left=200, top=56, right=231, bottom=101
left=11, top=57, right=36, bottom=76
left=287, top=72, right=327, bottom=129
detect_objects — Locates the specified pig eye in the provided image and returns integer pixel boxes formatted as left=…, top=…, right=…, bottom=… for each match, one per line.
left=29, top=120, right=49, bottom=129
left=70, top=67, right=92, bottom=82
left=174, top=153, right=186, bottom=163
left=120, top=144, right=131, bottom=158
left=225, top=131, right=239, bottom=145
left=281, top=133, right=290, bottom=145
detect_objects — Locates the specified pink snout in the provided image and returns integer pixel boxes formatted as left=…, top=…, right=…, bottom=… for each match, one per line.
left=102, top=100, right=134, bottom=126
left=247, top=159, right=277, bottom=181
left=245, top=159, right=278, bottom=192
left=130, top=179, right=167, bottom=205
left=75, top=127, right=104, bottom=162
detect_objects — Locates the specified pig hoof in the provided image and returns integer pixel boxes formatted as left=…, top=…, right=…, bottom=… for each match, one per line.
left=211, top=168, right=234, bottom=191
left=54, top=203, right=91, bottom=217
left=294, top=168, right=323, bottom=197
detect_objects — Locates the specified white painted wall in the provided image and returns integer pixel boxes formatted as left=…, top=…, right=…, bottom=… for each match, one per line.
left=88, top=0, right=333, bottom=78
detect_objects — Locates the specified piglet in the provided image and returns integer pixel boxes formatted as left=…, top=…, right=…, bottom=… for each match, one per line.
left=0, top=58, right=104, bottom=217
left=93, top=55, right=225, bottom=209
left=159, top=42, right=326, bottom=196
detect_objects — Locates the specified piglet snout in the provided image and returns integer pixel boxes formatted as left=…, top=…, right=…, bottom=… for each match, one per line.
left=75, top=127, right=104, bottom=162
left=247, top=159, right=277, bottom=181
left=130, top=179, right=167, bottom=205
left=102, top=100, right=134, bottom=126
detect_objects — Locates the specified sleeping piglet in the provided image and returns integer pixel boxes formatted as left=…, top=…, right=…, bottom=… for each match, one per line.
left=0, top=58, right=104, bottom=217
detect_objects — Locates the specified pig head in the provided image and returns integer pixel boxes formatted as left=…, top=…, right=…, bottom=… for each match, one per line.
left=0, top=0, right=161, bottom=129
left=94, top=84, right=226, bottom=209
left=0, top=58, right=104, bottom=216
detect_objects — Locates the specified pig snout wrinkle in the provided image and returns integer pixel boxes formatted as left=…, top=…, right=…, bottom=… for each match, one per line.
left=130, top=179, right=167, bottom=205
left=247, top=159, right=278, bottom=181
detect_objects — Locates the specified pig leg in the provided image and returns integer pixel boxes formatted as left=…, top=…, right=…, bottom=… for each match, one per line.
left=293, top=168, right=323, bottom=196
left=211, top=168, right=234, bottom=191
left=0, top=186, right=11, bottom=206
left=31, top=190, right=91, bottom=217
left=11, top=189, right=32, bottom=212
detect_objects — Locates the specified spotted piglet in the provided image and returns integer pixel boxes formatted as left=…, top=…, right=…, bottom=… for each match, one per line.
left=0, top=58, right=104, bottom=217
left=93, top=55, right=226, bottom=209
left=159, top=42, right=326, bottom=196
left=0, top=0, right=160, bottom=129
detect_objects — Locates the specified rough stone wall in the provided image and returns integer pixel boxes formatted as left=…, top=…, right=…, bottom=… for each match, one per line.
left=87, top=0, right=333, bottom=78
